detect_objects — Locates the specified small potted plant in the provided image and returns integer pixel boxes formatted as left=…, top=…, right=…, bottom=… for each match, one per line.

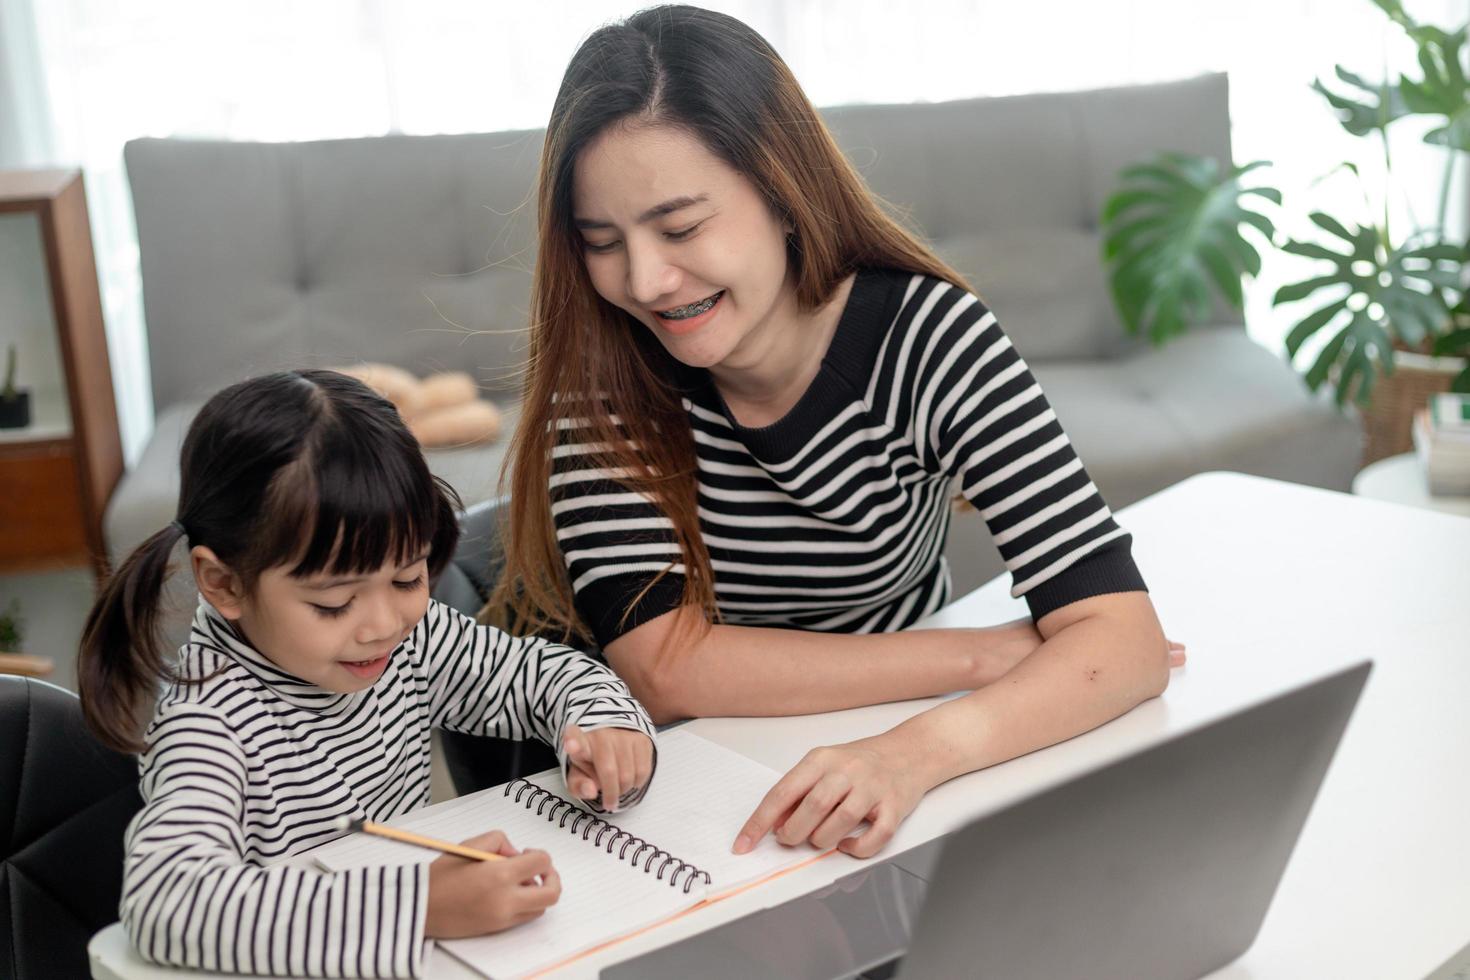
left=0, top=599, right=52, bottom=677
left=0, top=343, right=31, bottom=429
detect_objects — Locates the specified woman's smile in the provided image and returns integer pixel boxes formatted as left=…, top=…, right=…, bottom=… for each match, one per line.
left=654, top=290, right=725, bottom=334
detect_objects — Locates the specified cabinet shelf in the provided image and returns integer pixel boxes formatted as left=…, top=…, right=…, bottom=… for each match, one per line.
left=0, top=169, right=122, bottom=577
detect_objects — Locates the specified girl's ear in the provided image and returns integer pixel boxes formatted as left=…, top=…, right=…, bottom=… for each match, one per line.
left=192, top=545, right=246, bottom=619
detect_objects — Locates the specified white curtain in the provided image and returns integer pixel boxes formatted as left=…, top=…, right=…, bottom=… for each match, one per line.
left=4, top=0, right=1464, bottom=463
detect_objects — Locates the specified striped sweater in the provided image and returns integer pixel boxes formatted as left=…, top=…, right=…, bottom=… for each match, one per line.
left=121, top=598, right=655, bottom=978
left=554, top=268, right=1146, bottom=646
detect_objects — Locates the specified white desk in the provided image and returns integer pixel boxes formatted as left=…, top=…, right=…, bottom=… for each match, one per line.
left=91, top=473, right=1470, bottom=979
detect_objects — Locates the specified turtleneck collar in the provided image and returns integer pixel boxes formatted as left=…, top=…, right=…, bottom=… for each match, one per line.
left=188, top=600, right=371, bottom=715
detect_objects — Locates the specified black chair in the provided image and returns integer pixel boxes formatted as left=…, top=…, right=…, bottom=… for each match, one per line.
left=432, top=498, right=559, bottom=794
left=1, top=675, right=143, bottom=980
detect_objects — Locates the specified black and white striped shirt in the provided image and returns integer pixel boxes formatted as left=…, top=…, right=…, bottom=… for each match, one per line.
left=554, top=269, right=1145, bottom=647
left=121, top=598, right=655, bottom=978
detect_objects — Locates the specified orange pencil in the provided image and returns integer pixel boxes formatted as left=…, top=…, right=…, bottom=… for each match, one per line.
left=332, top=816, right=505, bottom=862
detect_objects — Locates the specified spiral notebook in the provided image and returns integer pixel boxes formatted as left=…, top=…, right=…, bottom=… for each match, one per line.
left=313, top=729, right=829, bottom=978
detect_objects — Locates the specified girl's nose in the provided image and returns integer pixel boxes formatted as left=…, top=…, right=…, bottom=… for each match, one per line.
left=356, top=599, right=400, bottom=646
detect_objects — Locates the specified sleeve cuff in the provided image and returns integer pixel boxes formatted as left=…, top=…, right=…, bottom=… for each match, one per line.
left=1017, top=535, right=1148, bottom=622
left=575, top=572, right=686, bottom=648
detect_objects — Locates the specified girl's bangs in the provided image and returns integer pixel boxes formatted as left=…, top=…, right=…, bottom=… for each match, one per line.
left=260, top=426, right=454, bottom=580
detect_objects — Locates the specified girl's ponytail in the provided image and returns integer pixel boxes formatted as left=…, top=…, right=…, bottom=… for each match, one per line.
left=77, top=521, right=188, bottom=754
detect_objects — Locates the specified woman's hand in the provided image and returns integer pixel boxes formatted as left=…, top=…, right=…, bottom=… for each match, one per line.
left=424, top=831, right=561, bottom=938
left=732, top=734, right=928, bottom=860
left=563, top=723, right=656, bottom=812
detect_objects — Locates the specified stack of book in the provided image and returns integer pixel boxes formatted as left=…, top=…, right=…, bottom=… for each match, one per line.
left=1412, top=392, right=1470, bottom=495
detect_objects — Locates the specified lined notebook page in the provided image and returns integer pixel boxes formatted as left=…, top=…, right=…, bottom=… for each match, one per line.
left=312, top=729, right=819, bottom=978
left=519, top=729, right=817, bottom=895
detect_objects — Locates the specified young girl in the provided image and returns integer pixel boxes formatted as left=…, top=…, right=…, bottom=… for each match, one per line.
left=79, top=370, right=656, bottom=978
left=495, top=4, right=1184, bottom=862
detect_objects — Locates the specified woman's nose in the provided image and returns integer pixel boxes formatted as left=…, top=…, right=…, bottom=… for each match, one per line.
left=625, top=240, right=680, bottom=307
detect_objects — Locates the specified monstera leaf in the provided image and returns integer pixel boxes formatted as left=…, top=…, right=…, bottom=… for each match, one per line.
left=1275, top=217, right=1461, bottom=405
left=1101, top=154, right=1280, bottom=345
left=1372, top=0, right=1470, bottom=150
left=1312, top=66, right=1409, bottom=138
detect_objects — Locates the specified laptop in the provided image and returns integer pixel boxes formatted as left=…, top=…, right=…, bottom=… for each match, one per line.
left=602, top=660, right=1371, bottom=980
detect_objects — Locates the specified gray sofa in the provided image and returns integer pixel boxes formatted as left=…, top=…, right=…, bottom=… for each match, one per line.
left=110, top=72, right=1360, bottom=600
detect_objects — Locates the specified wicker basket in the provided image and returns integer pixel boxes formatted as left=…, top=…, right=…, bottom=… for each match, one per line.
left=1360, top=351, right=1465, bottom=467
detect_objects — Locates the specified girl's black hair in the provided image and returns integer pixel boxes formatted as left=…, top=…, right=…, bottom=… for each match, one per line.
left=78, top=369, right=462, bottom=752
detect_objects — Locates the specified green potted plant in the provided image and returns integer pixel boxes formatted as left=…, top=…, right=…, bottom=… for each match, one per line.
left=0, top=343, right=31, bottom=429
left=0, top=599, right=52, bottom=678
left=1100, top=0, right=1470, bottom=464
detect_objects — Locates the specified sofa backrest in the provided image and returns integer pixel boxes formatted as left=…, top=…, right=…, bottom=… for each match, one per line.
left=126, top=73, right=1231, bottom=413
left=126, top=130, right=546, bottom=412
left=823, top=72, right=1233, bottom=363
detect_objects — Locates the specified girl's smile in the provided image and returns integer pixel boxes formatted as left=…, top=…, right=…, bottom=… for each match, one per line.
left=340, top=652, right=392, bottom=681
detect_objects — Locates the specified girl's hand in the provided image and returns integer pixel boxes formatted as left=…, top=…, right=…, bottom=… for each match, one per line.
left=1168, top=639, right=1186, bottom=667
left=563, top=723, right=655, bottom=812
left=733, top=734, right=926, bottom=860
left=424, top=831, right=561, bottom=938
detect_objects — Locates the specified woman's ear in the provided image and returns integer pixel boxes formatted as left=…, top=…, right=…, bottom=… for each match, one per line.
left=192, top=545, right=246, bottom=619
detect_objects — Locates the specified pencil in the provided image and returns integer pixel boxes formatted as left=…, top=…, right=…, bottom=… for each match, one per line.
left=331, top=816, right=505, bottom=862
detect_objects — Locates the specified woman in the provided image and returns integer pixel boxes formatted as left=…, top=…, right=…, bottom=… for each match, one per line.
left=493, top=4, right=1183, bottom=859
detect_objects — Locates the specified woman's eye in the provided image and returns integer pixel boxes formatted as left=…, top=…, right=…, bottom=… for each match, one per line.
left=392, top=574, right=426, bottom=592
left=665, top=222, right=702, bottom=241
left=311, top=600, right=352, bottom=619
left=583, top=239, right=620, bottom=254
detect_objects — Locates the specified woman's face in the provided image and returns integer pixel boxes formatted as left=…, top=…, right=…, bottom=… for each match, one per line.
left=571, top=123, right=795, bottom=371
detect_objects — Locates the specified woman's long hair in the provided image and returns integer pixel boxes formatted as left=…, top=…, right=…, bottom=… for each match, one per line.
left=78, top=370, right=461, bottom=753
left=494, top=4, right=969, bottom=642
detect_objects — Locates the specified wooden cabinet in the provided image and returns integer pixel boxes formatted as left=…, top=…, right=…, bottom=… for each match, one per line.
left=0, top=170, right=121, bottom=576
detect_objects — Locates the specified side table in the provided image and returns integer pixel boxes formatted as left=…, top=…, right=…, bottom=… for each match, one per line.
left=1351, top=452, right=1470, bottom=517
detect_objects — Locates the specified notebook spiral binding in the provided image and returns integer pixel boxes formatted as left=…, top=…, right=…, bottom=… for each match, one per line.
left=505, top=779, right=713, bottom=894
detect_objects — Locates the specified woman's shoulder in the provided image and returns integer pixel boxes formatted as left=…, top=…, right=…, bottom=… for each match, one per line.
left=833, top=268, right=993, bottom=378
left=869, top=267, right=991, bottom=328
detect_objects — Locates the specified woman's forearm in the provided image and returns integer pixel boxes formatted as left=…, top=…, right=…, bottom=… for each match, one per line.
left=887, top=591, right=1171, bottom=791
left=603, top=610, right=1041, bottom=723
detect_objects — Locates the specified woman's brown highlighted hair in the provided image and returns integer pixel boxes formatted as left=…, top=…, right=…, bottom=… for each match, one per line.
left=493, top=4, right=968, bottom=642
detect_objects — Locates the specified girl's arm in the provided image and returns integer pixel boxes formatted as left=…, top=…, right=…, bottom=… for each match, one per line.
left=604, top=609, right=1043, bottom=724
left=734, top=589, right=1172, bottom=857
left=420, top=600, right=656, bottom=783
left=123, top=704, right=428, bottom=978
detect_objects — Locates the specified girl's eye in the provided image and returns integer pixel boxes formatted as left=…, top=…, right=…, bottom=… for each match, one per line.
left=583, top=239, right=620, bottom=254
left=392, top=574, right=425, bottom=592
left=311, top=600, right=352, bottom=619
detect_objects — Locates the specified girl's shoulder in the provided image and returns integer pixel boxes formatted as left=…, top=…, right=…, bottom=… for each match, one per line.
left=152, top=643, right=249, bottom=720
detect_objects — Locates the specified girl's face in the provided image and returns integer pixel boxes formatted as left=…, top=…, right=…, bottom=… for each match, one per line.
left=572, top=123, right=796, bottom=372
left=218, top=550, right=431, bottom=693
